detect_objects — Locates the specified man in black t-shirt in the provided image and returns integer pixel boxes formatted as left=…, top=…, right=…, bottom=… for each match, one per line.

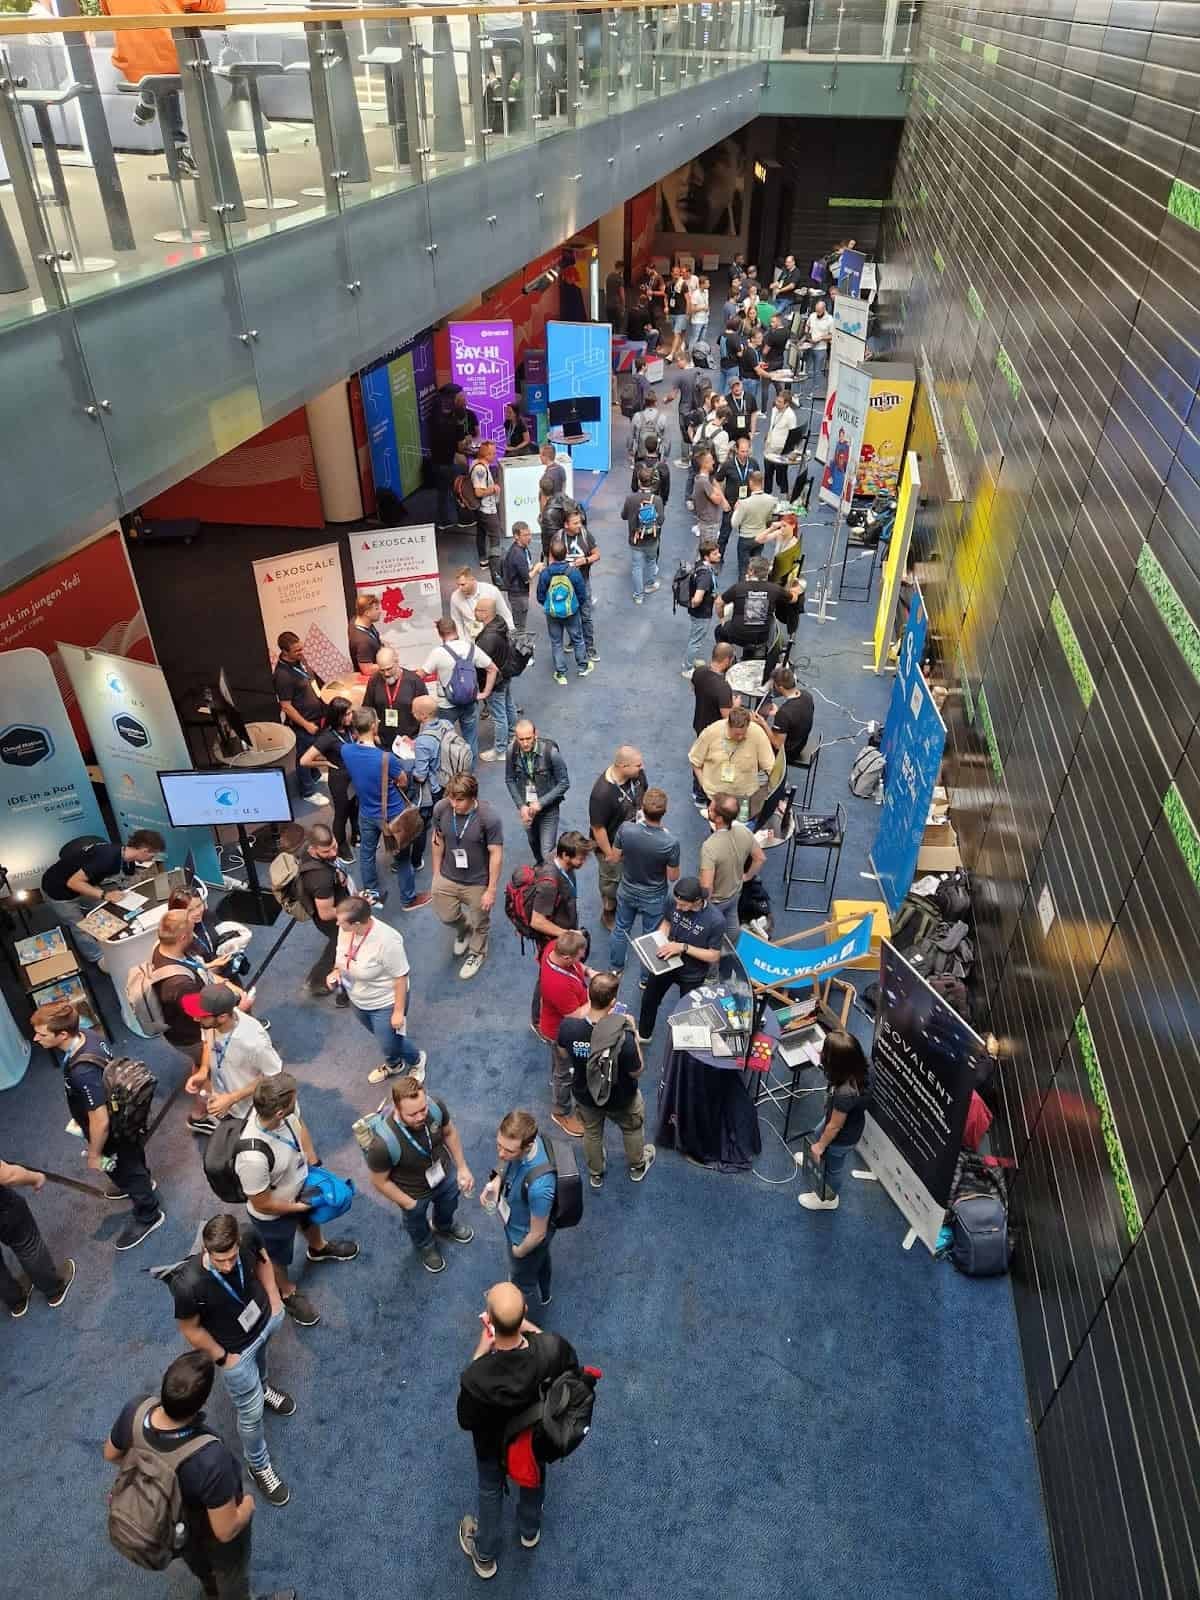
left=171, top=1213, right=291, bottom=1507
left=691, top=642, right=735, bottom=734
left=363, top=647, right=426, bottom=740
left=559, top=971, right=655, bottom=1186
left=636, top=879, right=727, bottom=1041
left=273, top=631, right=325, bottom=800
left=40, top=829, right=164, bottom=962
left=361, top=1077, right=476, bottom=1274
left=299, top=823, right=351, bottom=999
left=768, top=667, right=815, bottom=763
left=769, top=253, right=801, bottom=309
left=588, top=746, right=648, bottom=929
left=104, top=1352, right=291, bottom=1598
left=715, top=556, right=801, bottom=653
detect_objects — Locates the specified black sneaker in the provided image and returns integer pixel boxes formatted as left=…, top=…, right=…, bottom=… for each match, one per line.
left=419, top=1244, right=446, bottom=1274
left=48, top=1259, right=77, bottom=1308
left=306, top=1238, right=359, bottom=1264
left=434, top=1219, right=475, bottom=1244
left=103, top=1178, right=158, bottom=1201
left=538, top=1289, right=553, bottom=1308
left=334, top=988, right=350, bottom=1008
left=132, top=99, right=155, bottom=126
left=8, top=1290, right=30, bottom=1319
left=262, top=1385, right=297, bottom=1416
left=283, top=1290, right=320, bottom=1326
left=115, top=1211, right=165, bottom=1251
left=175, top=143, right=199, bottom=179
left=249, top=1462, right=290, bottom=1508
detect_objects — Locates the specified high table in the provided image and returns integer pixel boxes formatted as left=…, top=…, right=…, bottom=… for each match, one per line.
left=654, top=997, right=781, bottom=1171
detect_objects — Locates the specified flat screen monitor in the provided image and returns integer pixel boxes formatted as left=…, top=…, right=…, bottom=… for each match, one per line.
left=548, top=396, right=602, bottom=426
left=157, top=769, right=293, bottom=829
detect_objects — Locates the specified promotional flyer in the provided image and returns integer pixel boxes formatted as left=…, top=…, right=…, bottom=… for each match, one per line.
left=449, top=321, right=516, bottom=455
left=59, top=644, right=223, bottom=882
left=350, top=526, right=441, bottom=671
left=252, top=543, right=353, bottom=680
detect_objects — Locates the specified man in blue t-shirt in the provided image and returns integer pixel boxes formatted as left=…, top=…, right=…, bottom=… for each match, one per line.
left=338, top=706, right=429, bottom=912
left=635, top=877, right=727, bottom=1042
left=481, top=1110, right=556, bottom=1307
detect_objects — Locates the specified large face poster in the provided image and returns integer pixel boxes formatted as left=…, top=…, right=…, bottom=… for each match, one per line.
left=659, top=133, right=746, bottom=235
left=252, top=543, right=353, bottom=680
left=351, top=527, right=441, bottom=671
left=449, top=321, right=516, bottom=456
left=857, top=942, right=980, bottom=1252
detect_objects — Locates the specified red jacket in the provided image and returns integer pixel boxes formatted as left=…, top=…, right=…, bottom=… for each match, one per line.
left=538, top=948, right=587, bottom=1043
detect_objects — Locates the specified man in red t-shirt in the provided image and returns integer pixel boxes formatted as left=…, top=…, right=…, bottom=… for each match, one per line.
left=538, top=931, right=589, bottom=1139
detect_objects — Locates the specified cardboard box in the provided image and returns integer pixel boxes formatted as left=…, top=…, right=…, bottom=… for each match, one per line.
left=917, top=823, right=962, bottom=873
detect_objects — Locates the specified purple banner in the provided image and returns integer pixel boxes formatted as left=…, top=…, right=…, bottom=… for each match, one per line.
left=449, top=321, right=515, bottom=457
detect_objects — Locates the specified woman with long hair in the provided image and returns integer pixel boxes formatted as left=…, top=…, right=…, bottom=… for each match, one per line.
left=798, top=1029, right=871, bottom=1212
left=504, top=401, right=533, bottom=456
left=298, top=695, right=358, bottom=864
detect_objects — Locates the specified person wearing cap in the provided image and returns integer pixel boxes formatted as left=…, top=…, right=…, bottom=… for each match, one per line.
left=729, top=470, right=783, bottom=582
left=635, top=878, right=727, bottom=1043
left=186, top=986, right=283, bottom=1123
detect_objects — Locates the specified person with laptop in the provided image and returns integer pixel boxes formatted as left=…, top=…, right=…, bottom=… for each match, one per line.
left=634, top=879, right=726, bottom=1043
left=40, top=829, right=165, bottom=963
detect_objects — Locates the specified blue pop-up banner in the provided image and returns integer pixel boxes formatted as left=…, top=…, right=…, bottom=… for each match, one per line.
left=735, top=916, right=874, bottom=987
left=547, top=320, right=612, bottom=472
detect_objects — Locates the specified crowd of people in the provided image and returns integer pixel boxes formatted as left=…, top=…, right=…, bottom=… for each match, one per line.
left=2, top=251, right=875, bottom=1600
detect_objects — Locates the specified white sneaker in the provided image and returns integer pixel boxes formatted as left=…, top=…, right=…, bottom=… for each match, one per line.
left=453, top=933, right=470, bottom=957
left=479, top=749, right=503, bottom=762
left=798, top=1191, right=839, bottom=1211
left=459, top=951, right=485, bottom=980
left=408, top=1051, right=427, bottom=1084
left=852, top=1167, right=878, bottom=1181
left=681, top=667, right=695, bottom=678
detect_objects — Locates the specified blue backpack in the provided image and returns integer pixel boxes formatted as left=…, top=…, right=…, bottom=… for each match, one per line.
left=544, top=568, right=579, bottom=620
left=445, top=640, right=478, bottom=706
left=298, top=1166, right=356, bottom=1225
left=355, top=1102, right=444, bottom=1168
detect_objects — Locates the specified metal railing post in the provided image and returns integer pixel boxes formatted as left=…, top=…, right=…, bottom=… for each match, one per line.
left=0, top=51, right=67, bottom=303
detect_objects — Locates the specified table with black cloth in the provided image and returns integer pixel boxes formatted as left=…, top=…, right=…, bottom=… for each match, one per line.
left=654, top=999, right=780, bottom=1171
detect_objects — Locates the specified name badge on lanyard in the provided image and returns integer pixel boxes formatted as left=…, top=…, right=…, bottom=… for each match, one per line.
left=425, top=1159, right=446, bottom=1189
left=207, top=1259, right=262, bottom=1333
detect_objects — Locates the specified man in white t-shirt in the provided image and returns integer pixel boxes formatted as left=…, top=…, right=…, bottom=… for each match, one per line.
left=450, top=568, right=515, bottom=639
left=470, top=440, right=503, bottom=583
left=327, top=895, right=428, bottom=1088
left=423, top=616, right=498, bottom=764
left=806, top=300, right=834, bottom=379
left=186, top=985, right=282, bottom=1121
left=233, top=1073, right=358, bottom=1328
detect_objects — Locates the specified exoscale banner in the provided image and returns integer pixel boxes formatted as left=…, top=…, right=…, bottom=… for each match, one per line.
left=857, top=941, right=979, bottom=1252
left=351, top=527, right=441, bottom=672
left=58, top=645, right=223, bottom=883
left=0, top=648, right=108, bottom=890
left=252, top=543, right=353, bottom=680
left=449, top=321, right=516, bottom=456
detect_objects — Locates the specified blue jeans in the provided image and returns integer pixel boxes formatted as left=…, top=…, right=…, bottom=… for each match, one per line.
left=736, top=536, right=760, bottom=582
left=400, top=1170, right=460, bottom=1251
left=352, top=999, right=423, bottom=1070
left=358, top=812, right=418, bottom=904
left=609, top=883, right=668, bottom=973
left=219, top=1305, right=285, bottom=1472
left=631, top=542, right=660, bottom=600
left=811, top=1126, right=855, bottom=1197
left=474, top=1454, right=544, bottom=1562
left=488, top=680, right=515, bottom=755
left=682, top=611, right=711, bottom=672
left=719, top=366, right=738, bottom=395
left=547, top=613, right=587, bottom=674
left=440, top=700, right=479, bottom=762
left=432, top=461, right=456, bottom=526
left=507, top=1234, right=552, bottom=1302
left=526, top=803, right=560, bottom=865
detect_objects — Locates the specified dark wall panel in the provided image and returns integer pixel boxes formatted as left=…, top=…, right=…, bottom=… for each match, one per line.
left=886, top=2, right=1200, bottom=1594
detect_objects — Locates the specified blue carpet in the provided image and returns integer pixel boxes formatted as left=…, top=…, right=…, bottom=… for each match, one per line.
left=1, top=354, right=1054, bottom=1599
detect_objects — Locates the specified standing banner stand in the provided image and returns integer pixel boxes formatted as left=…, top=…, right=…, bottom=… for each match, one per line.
left=546, top=320, right=613, bottom=473
left=869, top=664, right=946, bottom=914
left=831, top=295, right=869, bottom=372
left=449, top=321, right=516, bottom=454
left=0, top=648, right=109, bottom=889
left=869, top=452, right=920, bottom=672
left=856, top=362, right=916, bottom=501
left=350, top=527, right=441, bottom=672
left=359, top=333, right=437, bottom=504
left=252, top=543, right=354, bottom=681
left=858, top=942, right=980, bottom=1252
left=880, top=587, right=928, bottom=773
left=0, top=992, right=33, bottom=1090
left=500, top=453, right=572, bottom=536
left=58, top=645, right=223, bottom=884
left=813, top=363, right=872, bottom=624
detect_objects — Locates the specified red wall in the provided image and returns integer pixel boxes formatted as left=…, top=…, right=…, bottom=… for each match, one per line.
left=626, top=187, right=657, bottom=283
left=142, top=408, right=325, bottom=529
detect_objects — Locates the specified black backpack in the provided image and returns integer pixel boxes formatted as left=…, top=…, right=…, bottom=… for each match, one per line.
left=889, top=894, right=941, bottom=954
left=202, top=1113, right=275, bottom=1204
left=909, top=920, right=974, bottom=982
left=517, top=1134, right=583, bottom=1230
left=507, top=632, right=536, bottom=678
left=934, top=868, right=971, bottom=920
left=950, top=1194, right=1011, bottom=1277
left=503, top=1362, right=600, bottom=1465
left=75, top=1050, right=157, bottom=1143
left=672, top=561, right=701, bottom=613
left=618, top=377, right=640, bottom=419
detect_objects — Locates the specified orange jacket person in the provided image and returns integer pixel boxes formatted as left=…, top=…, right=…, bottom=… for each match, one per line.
left=102, top=0, right=225, bottom=172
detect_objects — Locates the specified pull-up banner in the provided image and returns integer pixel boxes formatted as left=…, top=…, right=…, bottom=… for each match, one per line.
left=870, top=663, right=945, bottom=915
left=350, top=526, right=441, bottom=672
left=449, top=321, right=515, bottom=456
left=857, top=942, right=980, bottom=1252
left=252, top=542, right=353, bottom=680
left=735, top=915, right=874, bottom=986
left=819, top=363, right=872, bottom=511
left=59, top=644, right=223, bottom=883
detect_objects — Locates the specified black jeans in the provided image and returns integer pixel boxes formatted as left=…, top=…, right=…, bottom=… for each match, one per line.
left=638, top=967, right=706, bottom=1039
left=329, top=770, right=358, bottom=859
left=181, top=1523, right=252, bottom=1600
left=764, top=459, right=791, bottom=497
left=0, top=1188, right=62, bottom=1307
left=306, top=914, right=340, bottom=991
left=110, top=1139, right=159, bottom=1223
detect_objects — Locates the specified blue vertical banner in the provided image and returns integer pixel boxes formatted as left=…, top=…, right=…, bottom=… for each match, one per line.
left=58, top=644, right=224, bottom=884
left=360, top=361, right=400, bottom=500
left=837, top=248, right=865, bottom=299
left=360, top=330, right=436, bottom=502
left=547, top=320, right=613, bottom=472
left=870, top=669, right=946, bottom=915
left=0, top=647, right=108, bottom=890
left=880, top=586, right=928, bottom=773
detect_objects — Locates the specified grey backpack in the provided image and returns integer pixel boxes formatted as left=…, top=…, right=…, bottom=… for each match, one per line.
left=585, top=1013, right=633, bottom=1106
left=107, top=1399, right=216, bottom=1570
left=849, top=745, right=886, bottom=798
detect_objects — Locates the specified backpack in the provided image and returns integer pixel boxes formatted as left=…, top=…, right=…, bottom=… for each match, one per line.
left=202, top=1112, right=275, bottom=1204
left=584, top=1013, right=633, bottom=1107
left=107, top=1400, right=218, bottom=1570
left=889, top=893, right=941, bottom=954
left=352, top=1100, right=444, bottom=1162
left=928, top=972, right=969, bottom=1015
left=445, top=641, right=478, bottom=707
left=544, top=569, right=579, bottom=620
left=672, top=560, right=701, bottom=613
left=516, top=1133, right=583, bottom=1230
left=269, top=850, right=312, bottom=922
left=909, top=920, right=974, bottom=982
left=427, top=721, right=473, bottom=793
left=692, top=339, right=712, bottom=369
left=849, top=745, right=886, bottom=798
left=125, top=959, right=195, bottom=1038
left=633, top=493, right=660, bottom=545
left=502, top=1360, right=601, bottom=1481
left=504, top=862, right=559, bottom=951
left=103, top=1058, right=158, bottom=1142
left=618, top=377, right=640, bottom=419
left=934, top=868, right=971, bottom=920
left=949, top=1193, right=1011, bottom=1277
left=454, top=471, right=478, bottom=512
left=506, top=631, right=536, bottom=678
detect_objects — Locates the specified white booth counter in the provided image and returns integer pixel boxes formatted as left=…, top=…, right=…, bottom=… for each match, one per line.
left=500, top=452, right=573, bottom=535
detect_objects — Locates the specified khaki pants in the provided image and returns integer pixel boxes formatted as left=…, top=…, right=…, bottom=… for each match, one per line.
left=432, top=873, right=490, bottom=956
left=577, top=1090, right=647, bottom=1178
left=596, top=853, right=622, bottom=910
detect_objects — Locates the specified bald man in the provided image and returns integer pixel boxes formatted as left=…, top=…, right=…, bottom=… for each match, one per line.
left=363, top=647, right=426, bottom=740
left=473, top=595, right=516, bottom=763
left=456, top=1282, right=581, bottom=1579
left=588, top=746, right=648, bottom=930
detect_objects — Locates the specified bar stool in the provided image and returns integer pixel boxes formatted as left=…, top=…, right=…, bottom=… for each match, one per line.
left=116, top=75, right=211, bottom=245
left=220, top=62, right=294, bottom=210
left=16, top=82, right=115, bottom=273
left=359, top=48, right=411, bottom=175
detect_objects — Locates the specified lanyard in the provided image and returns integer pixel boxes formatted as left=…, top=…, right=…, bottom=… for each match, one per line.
left=345, top=931, right=369, bottom=966
left=616, top=779, right=638, bottom=808
left=289, top=662, right=309, bottom=681
left=521, top=746, right=539, bottom=782
left=451, top=808, right=476, bottom=843
left=391, top=1114, right=434, bottom=1159
left=383, top=676, right=402, bottom=708
left=192, top=923, right=215, bottom=958
left=273, top=1120, right=302, bottom=1156
left=357, top=623, right=380, bottom=643
left=556, top=866, right=575, bottom=896
left=206, top=1257, right=248, bottom=1306
left=732, top=457, right=749, bottom=480
left=212, top=1033, right=231, bottom=1073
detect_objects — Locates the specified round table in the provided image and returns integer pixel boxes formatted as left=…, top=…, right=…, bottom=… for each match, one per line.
left=547, top=426, right=591, bottom=464
left=727, top=658, right=776, bottom=700
left=653, top=996, right=781, bottom=1171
